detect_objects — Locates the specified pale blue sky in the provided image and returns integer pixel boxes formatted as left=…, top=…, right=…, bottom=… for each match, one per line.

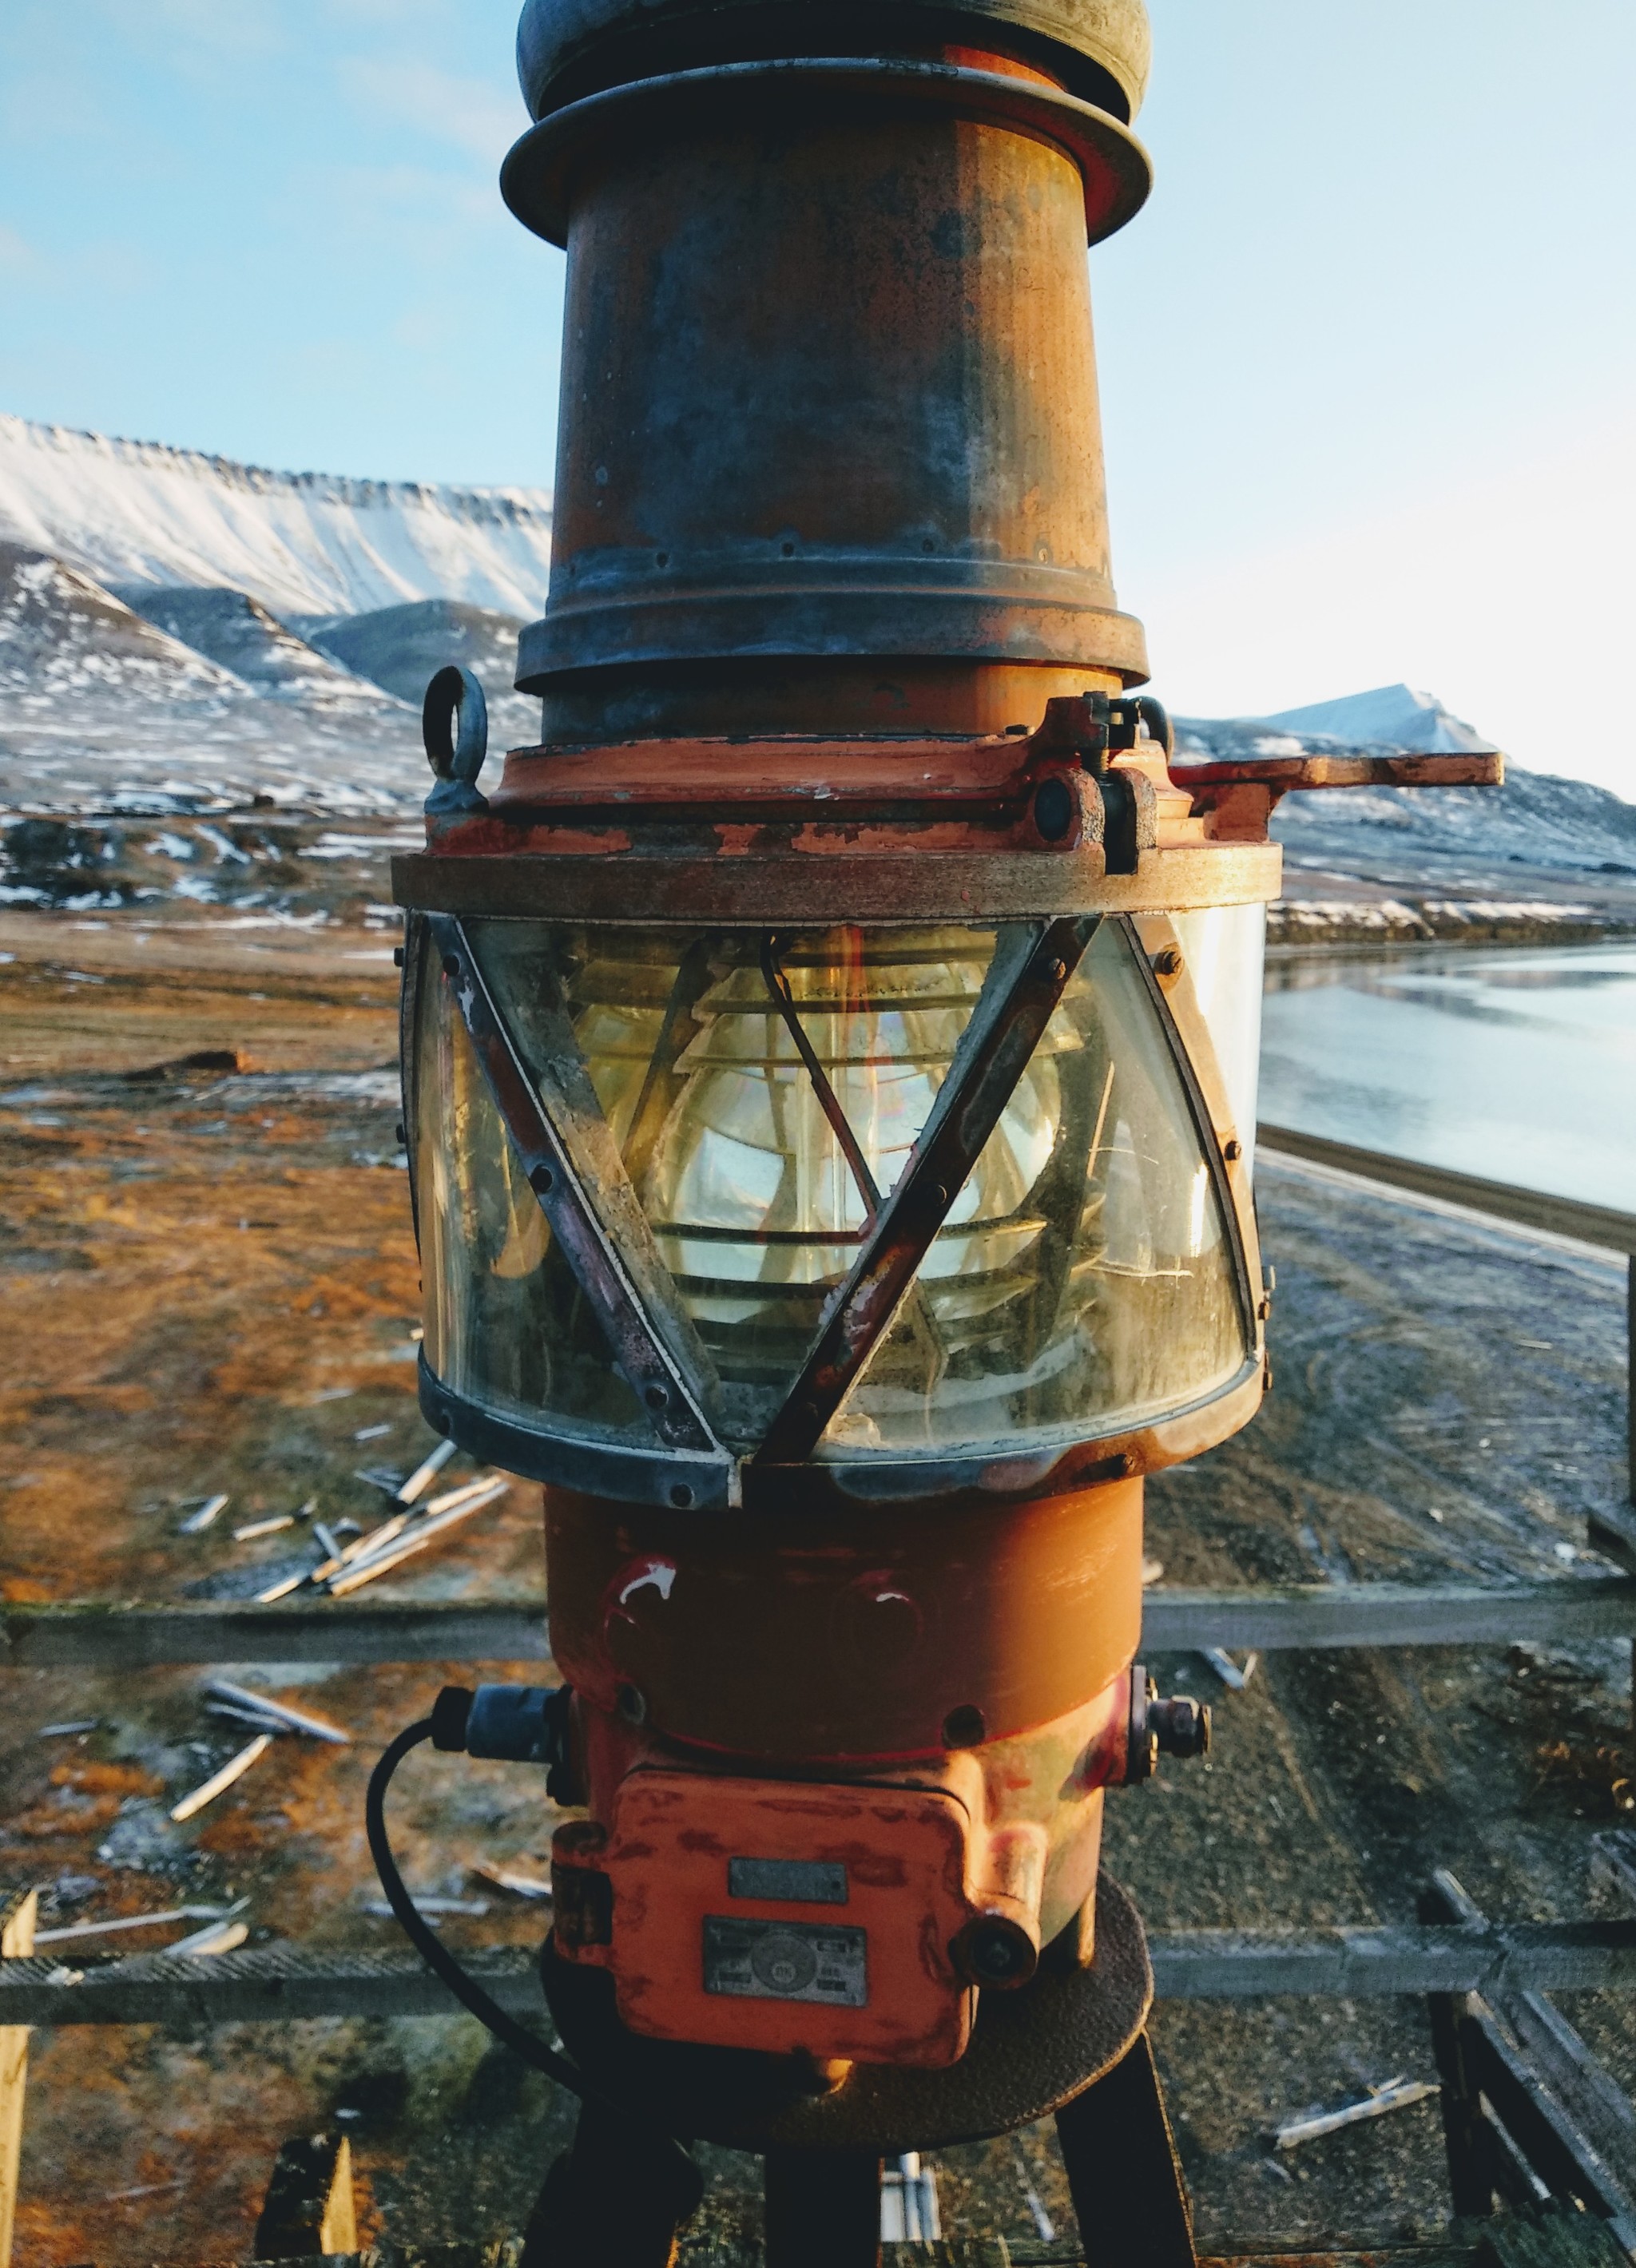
left=2, top=2, right=1632, bottom=788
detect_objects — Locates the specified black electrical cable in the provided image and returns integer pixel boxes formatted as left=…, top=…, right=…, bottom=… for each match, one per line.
left=365, top=1719, right=702, bottom=2213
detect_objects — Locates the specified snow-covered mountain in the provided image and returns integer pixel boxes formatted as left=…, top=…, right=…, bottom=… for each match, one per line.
left=116, top=584, right=395, bottom=710
left=300, top=598, right=538, bottom=747
left=1260, top=683, right=1498, bottom=755
left=0, top=413, right=553, bottom=621
left=1176, top=684, right=1636, bottom=883
left=0, top=541, right=419, bottom=815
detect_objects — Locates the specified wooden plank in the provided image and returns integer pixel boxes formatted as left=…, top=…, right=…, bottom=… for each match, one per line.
left=254, top=2133, right=356, bottom=2259
left=1142, top=1580, right=1636, bottom=1651
left=5, top=1577, right=1634, bottom=1676
left=5, top=1924, right=1636, bottom=2029
left=1424, top=1870, right=1636, bottom=2238
left=1256, top=1125, right=1636, bottom=1256
left=1459, top=2007, right=1636, bottom=2247
left=0, top=1944, right=541, bottom=2028
left=0, top=1600, right=552, bottom=1671
left=0, top=1889, right=37, bottom=2268
left=1147, top=1919, right=1636, bottom=2002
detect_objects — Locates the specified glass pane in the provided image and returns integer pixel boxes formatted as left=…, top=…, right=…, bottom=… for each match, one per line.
left=1171, top=903, right=1265, bottom=1175
left=415, top=946, right=649, bottom=1445
left=423, top=917, right=1251, bottom=1465
left=473, top=923, right=1003, bottom=1446
left=820, top=920, right=1251, bottom=1454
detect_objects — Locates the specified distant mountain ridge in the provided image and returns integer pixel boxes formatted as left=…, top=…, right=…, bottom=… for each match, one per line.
left=0, top=412, right=554, bottom=621
left=1176, top=683, right=1636, bottom=881
left=1260, top=682, right=1499, bottom=755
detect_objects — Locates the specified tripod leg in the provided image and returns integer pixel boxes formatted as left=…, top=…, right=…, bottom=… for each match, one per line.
left=1054, top=2029, right=1196, bottom=2268
left=764, top=2148, right=883, bottom=2268
left=518, top=2099, right=698, bottom=2268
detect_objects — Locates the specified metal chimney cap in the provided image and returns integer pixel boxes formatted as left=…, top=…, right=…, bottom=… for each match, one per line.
left=516, top=0, right=1152, bottom=125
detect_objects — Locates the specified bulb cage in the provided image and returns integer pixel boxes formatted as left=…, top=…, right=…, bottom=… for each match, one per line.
left=400, top=898, right=1265, bottom=1513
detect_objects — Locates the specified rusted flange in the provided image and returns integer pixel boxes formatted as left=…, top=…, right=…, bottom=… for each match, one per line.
left=539, top=1869, right=1152, bottom=2152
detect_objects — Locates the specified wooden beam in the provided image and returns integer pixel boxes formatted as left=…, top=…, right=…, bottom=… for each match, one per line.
left=0, top=1600, right=552, bottom=1670
left=1256, top=1124, right=1636, bottom=1255
left=1148, top=1918, right=1636, bottom=2001
left=1142, top=1578, right=1636, bottom=1652
left=0, top=1943, right=539, bottom=2028
left=4, top=1575, right=1633, bottom=1676
left=4, top=1921, right=1635, bottom=2029
left=0, top=1890, right=37, bottom=2268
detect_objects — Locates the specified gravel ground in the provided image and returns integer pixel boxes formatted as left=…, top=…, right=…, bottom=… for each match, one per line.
left=0, top=911, right=1630, bottom=2265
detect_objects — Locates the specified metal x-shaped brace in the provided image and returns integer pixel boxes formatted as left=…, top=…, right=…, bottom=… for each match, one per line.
left=753, top=914, right=1101, bottom=1467
left=427, top=911, right=1098, bottom=1487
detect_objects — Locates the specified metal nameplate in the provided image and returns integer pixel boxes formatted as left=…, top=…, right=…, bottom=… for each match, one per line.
left=728, top=1858, right=848, bottom=1905
left=702, top=1916, right=868, bottom=2006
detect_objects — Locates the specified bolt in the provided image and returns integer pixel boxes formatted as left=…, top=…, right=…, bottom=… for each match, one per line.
left=645, top=1383, right=669, bottom=1411
left=1150, top=947, right=1182, bottom=977
left=943, top=1703, right=987, bottom=1749
left=1149, top=1695, right=1211, bottom=1759
left=955, top=1917, right=1038, bottom=1989
left=1035, top=956, right=1068, bottom=985
left=669, top=1484, right=694, bottom=1510
left=1031, top=777, right=1074, bottom=844
left=615, top=1683, right=648, bottom=1725
left=1223, top=1138, right=1243, bottom=1163
left=442, top=954, right=459, bottom=979
left=530, top=1163, right=555, bottom=1195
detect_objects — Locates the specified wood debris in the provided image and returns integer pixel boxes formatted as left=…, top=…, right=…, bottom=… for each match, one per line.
left=178, top=1493, right=229, bottom=1535
left=1205, top=1647, right=1261, bottom=1691
left=326, top=1480, right=509, bottom=1595
left=169, top=1735, right=272, bottom=1822
left=204, top=1678, right=351, bottom=1746
left=472, top=1862, right=552, bottom=1901
left=396, top=1437, right=456, bottom=1504
left=1272, top=2076, right=1438, bottom=2150
left=34, top=1903, right=236, bottom=1948
left=233, top=1513, right=294, bottom=1541
left=169, top=1917, right=251, bottom=1958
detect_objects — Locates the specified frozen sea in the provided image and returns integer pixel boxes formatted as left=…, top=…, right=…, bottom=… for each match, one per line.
left=1259, top=942, right=1636, bottom=1214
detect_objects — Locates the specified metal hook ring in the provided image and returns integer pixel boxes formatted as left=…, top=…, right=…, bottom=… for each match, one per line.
left=423, top=664, right=489, bottom=786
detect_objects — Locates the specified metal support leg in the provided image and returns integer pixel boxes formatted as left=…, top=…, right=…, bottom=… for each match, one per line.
left=518, top=2100, right=698, bottom=2268
left=764, top=2149, right=883, bottom=2268
left=1054, top=2029, right=1196, bottom=2268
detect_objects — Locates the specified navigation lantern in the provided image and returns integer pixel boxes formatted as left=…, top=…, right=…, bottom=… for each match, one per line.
left=377, top=0, right=1501, bottom=2253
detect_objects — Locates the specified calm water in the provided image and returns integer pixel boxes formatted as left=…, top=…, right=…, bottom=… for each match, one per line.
left=1258, top=943, right=1636, bottom=1211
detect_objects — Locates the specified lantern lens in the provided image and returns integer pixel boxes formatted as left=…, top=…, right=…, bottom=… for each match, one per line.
left=413, top=917, right=1253, bottom=1470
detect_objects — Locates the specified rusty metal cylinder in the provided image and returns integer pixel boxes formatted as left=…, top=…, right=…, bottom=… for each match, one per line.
left=502, top=10, right=1155, bottom=741
left=543, top=1473, right=1144, bottom=1762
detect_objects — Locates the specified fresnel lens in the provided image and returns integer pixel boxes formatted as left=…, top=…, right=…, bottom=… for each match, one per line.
left=380, top=0, right=1498, bottom=2245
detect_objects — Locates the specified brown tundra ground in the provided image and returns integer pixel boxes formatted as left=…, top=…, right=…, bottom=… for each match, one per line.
left=0, top=884, right=1630, bottom=2266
